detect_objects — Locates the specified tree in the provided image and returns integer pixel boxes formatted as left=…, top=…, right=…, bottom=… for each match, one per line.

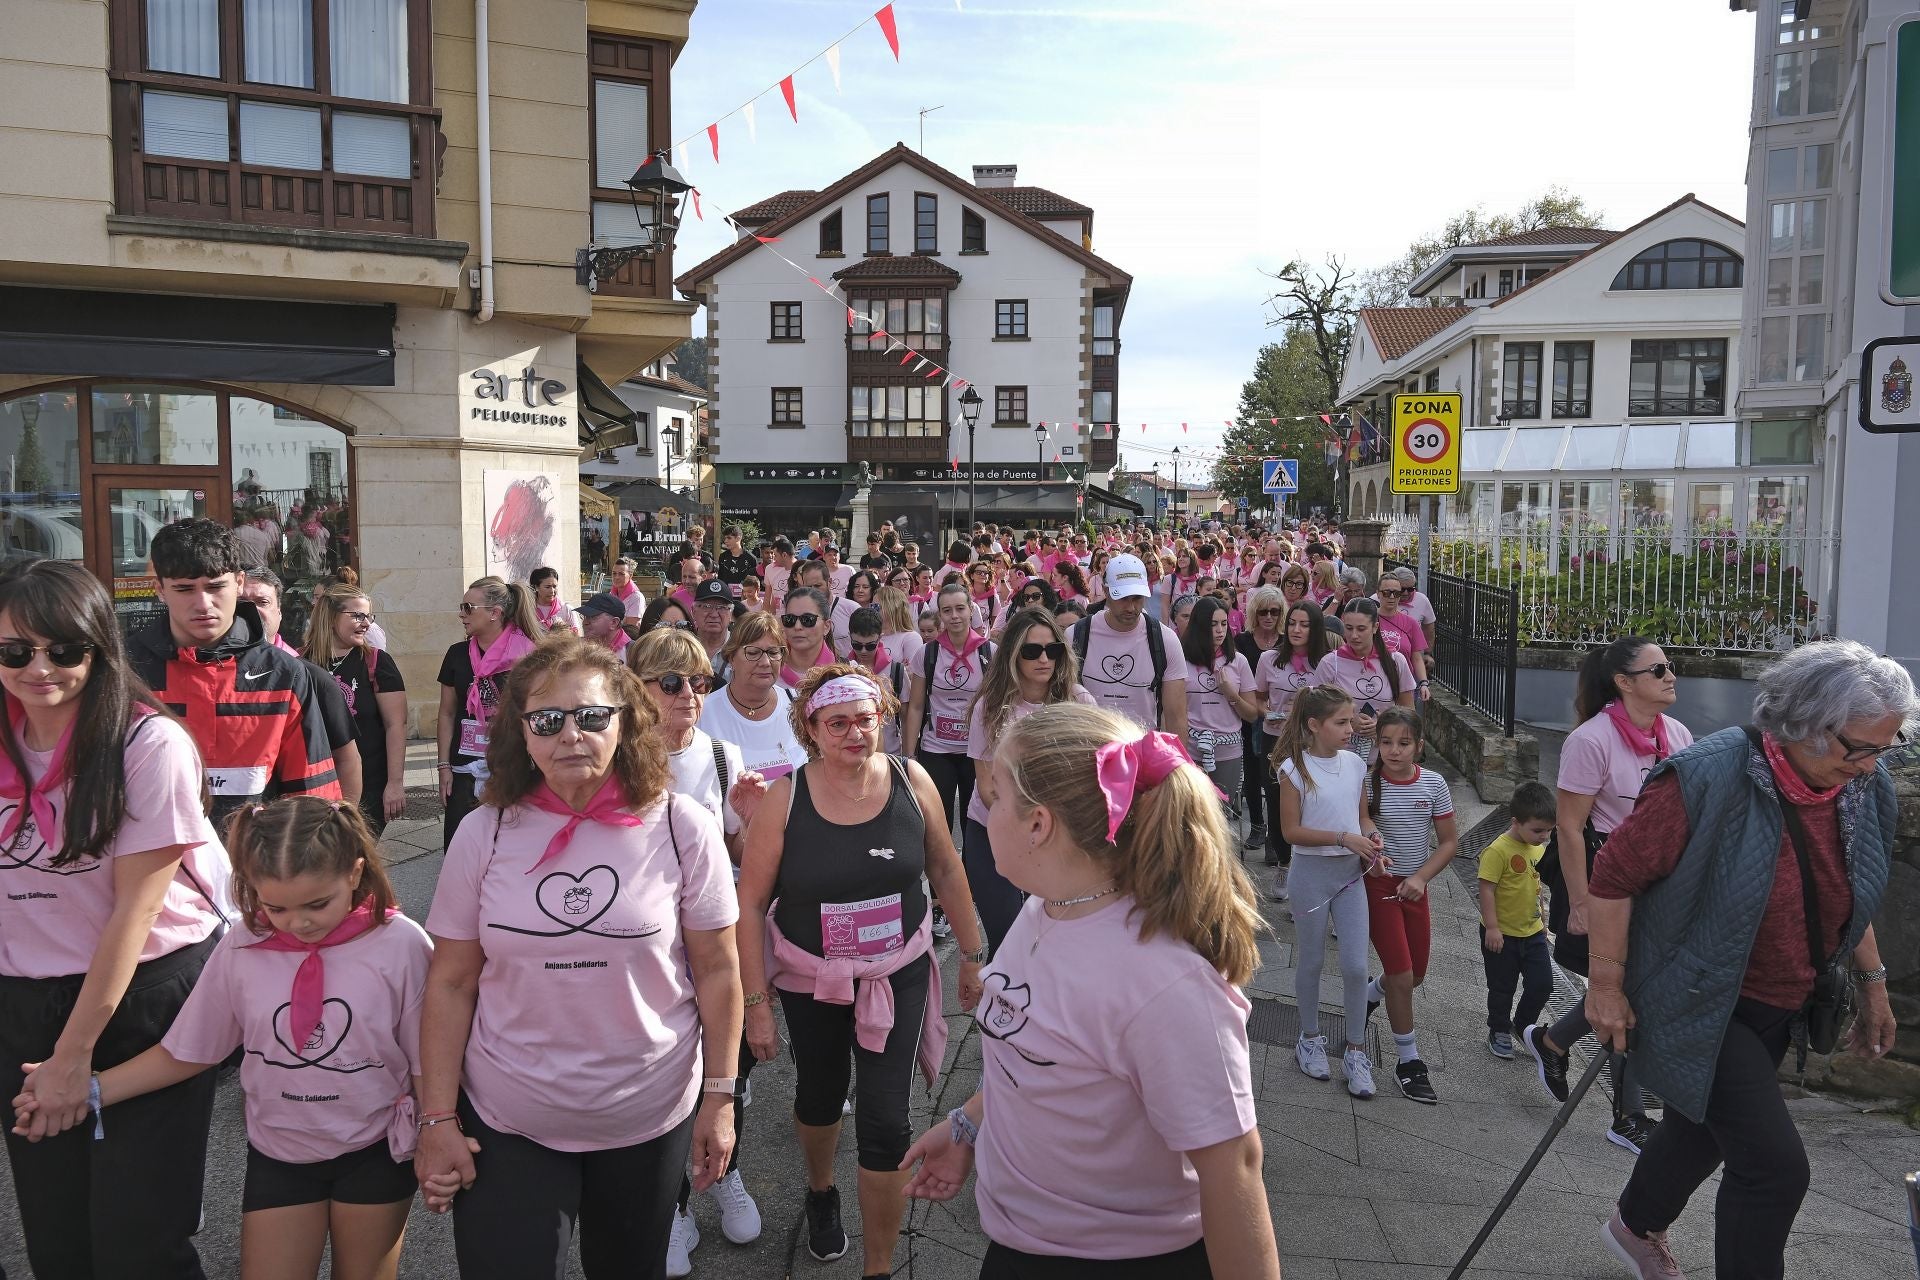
left=1262, top=256, right=1356, bottom=412
left=670, top=336, right=709, bottom=390
left=1213, top=328, right=1341, bottom=516
left=1356, top=186, right=1608, bottom=307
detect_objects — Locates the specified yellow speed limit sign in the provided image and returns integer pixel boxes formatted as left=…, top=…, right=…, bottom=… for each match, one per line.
left=1391, top=393, right=1461, bottom=494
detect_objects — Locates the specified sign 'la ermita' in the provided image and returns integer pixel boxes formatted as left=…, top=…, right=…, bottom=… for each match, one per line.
left=1390, top=393, right=1462, bottom=494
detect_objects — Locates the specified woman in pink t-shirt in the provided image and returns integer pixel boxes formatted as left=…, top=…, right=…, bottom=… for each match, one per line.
left=21, top=798, right=431, bottom=1280
left=1310, top=599, right=1415, bottom=764
left=1181, top=597, right=1259, bottom=819
left=0, top=560, right=232, bottom=1278
left=903, top=582, right=993, bottom=865
left=414, top=638, right=744, bottom=1279
left=778, top=586, right=835, bottom=691
left=902, top=705, right=1280, bottom=1280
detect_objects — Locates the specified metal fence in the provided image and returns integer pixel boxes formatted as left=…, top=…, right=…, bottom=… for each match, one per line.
left=1390, top=558, right=1519, bottom=736
left=1385, top=520, right=1832, bottom=654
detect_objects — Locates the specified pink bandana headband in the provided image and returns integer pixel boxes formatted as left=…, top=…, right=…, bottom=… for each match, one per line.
left=807, top=674, right=881, bottom=717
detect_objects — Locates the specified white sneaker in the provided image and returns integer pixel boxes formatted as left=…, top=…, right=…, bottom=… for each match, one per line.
left=1295, top=1034, right=1331, bottom=1080
left=666, top=1205, right=699, bottom=1277
left=710, top=1169, right=762, bottom=1244
left=1343, top=1047, right=1376, bottom=1100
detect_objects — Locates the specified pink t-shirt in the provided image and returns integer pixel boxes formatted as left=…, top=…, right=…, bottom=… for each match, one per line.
left=964, top=687, right=1096, bottom=826
left=0, top=715, right=229, bottom=980
left=425, top=795, right=738, bottom=1151
left=1556, top=710, right=1694, bottom=834
left=1377, top=610, right=1428, bottom=656
left=1079, top=613, right=1190, bottom=731
left=974, top=895, right=1255, bottom=1258
left=1254, top=650, right=1316, bottom=731
left=918, top=641, right=989, bottom=755
left=764, top=562, right=792, bottom=602
left=1310, top=648, right=1414, bottom=716
left=881, top=630, right=924, bottom=673
left=1186, top=654, right=1253, bottom=757
left=162, top=913, right=432, bottom=1164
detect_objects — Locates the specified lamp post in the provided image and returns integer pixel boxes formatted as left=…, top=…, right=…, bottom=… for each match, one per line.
left=1034, top=421, right=1047, bottom=482
left=575, top=151, right=693, bottom=292
left=959, top=385, right=984, bottom=531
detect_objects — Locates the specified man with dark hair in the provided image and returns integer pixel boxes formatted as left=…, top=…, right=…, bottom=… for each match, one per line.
left=859, top=531, right=892, bottom=572
left=715, top=525, right=756, bottom=594
left=131, top=518, right=342, bottom=820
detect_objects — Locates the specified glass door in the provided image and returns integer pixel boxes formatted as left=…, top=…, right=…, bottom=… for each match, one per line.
left=90, top=480, right=219, bottom=640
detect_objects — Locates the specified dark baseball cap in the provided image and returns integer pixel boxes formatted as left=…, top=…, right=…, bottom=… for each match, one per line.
left=579, top=592, right=625, bottom=620
left=693, top=579, right=733, bottom=606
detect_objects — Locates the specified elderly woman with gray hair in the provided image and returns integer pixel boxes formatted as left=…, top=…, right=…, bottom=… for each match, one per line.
left=1580, top=639, right=1908, bottom=1280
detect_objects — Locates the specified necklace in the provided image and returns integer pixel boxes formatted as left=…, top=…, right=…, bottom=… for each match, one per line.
left=729, top=685, right=776, bottom=719
left=1045, top=881, right=1118, bottom=909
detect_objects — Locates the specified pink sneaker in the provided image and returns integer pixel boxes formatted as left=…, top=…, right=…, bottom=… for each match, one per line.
left=1602, top=1209, right=1684, bottom=1278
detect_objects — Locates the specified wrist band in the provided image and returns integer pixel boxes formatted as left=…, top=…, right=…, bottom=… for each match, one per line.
left=88, top=1073, right=105, bottom=1141
left=1589, top=952, right=1627, bottom=969
left=1850, top=965, right=1888, bottom=984
left=743, top=990, right=768, bottom=1008
left=947, top=1105, right=978, bottom=1147
left=420, top=1114, right=462, bottom=1131
left=435, top=762, right=452, bottom=770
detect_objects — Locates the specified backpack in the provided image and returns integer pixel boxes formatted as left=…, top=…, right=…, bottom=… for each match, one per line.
left=1071, top=614, right=1168, bottom=721
left=919, top=638, right=992, bottom=736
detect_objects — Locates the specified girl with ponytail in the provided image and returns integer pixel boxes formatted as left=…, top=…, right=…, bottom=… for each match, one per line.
left=900, top=704, right=1279, bottom=1280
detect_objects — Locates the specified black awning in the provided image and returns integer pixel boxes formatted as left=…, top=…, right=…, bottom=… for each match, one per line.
left=1085, top=484, right=1143, bottom=515
left=717, top=482, right=854, bottom=517
left=0, top=286, right=394, bottom=384
left=578, top=359, right=639, bottom=448
left=597, top=480, right=693, bottom=514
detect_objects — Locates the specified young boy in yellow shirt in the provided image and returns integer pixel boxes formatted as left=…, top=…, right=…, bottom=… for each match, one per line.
left=1479, top=782, right=1557, bottom=1059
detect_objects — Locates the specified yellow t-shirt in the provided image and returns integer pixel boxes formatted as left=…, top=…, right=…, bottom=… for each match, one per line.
left=1478, top=832, right=1545, bottom=938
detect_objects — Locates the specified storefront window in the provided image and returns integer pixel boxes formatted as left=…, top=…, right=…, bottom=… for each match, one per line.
left=0, top=390, right=85, bottom=569
left=231, top=397, right=352, bottom=643
left=90, top=385, right=219, bottom=466
left=1499, top=480, right=1551, bottom=532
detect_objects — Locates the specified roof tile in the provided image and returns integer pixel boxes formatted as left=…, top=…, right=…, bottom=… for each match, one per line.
left=830, top=255, right=963, bottom=282
left=1359, top=306, right=1472, bottom=361
left=976, top=186, right=1092, bottom=218
left=1467, top=226, right=1618, bottom=249
left=731, top=189, right=818, bottom=223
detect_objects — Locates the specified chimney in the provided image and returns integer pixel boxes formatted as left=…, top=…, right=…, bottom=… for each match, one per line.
left=971, top=164, right=1017, bottom=189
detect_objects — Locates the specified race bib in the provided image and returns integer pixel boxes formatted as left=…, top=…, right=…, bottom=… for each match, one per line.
left=933, top=715, right=967, bottom=744
left=458, top=718, right=489, bottom=758
left=820, top=893, right=904, bottom=959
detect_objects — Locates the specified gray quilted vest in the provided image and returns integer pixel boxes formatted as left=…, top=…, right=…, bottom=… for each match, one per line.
left=1621, top=726, right=1894, bottom=1123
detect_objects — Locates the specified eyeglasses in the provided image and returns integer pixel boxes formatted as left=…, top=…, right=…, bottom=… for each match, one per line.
left=819, top=711, right=880, bottom=738
left=660, top=620, right=695, bottom=632
left=0, top=641, right=95, bottom=669
left=1256, top=608, right=1282, bottom=618
left=849, top=640, right=880, bottom=653
left=522, top=705, right=619, bottom=736
left=1832, top=728, right=1909, bottom=762
left=1625, top=663, right=1674, bottom=680
left=781, top=614, right=821, bottom=629
left=458, top=601, right=498, bottom=615
left=739, top=646, right=782, bottom=664
left=645, top=672, right=711, bottom=696
left=1018, top=641, right=1067, bottom=662
left=342, top=610, right=376, bottom=625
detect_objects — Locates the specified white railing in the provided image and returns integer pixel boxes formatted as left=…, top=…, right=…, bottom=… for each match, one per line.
left=1383, top=519, right=1832, bottom=653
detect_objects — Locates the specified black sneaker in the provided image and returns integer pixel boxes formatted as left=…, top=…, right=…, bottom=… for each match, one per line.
left=1608, top=1113, right=1658, bottom=1156
left=929, top=906, right=952, bottom=940
left=1522, top=1024, right=1569, bottom=1104
left=1394, top=1058, right=1438, bottom=1104
left=805, top=1186, right=848, bottom=1262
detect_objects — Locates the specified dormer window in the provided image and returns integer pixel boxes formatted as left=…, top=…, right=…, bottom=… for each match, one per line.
left=961, top=208, right=986, bottom=253
left=1612, top=240, right=1744, bottom=290
left=819, top=210, right=843, bottom=254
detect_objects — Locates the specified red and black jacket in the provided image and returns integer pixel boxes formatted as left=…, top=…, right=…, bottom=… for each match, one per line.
left=127, top=602, right=343, bottom=822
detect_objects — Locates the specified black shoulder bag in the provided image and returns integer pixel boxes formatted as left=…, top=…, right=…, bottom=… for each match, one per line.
left=1780, top=800, right=1852, bottom=1059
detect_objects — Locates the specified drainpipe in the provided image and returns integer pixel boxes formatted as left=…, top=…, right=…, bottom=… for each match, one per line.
left=474, top=0, right=496, bottom=323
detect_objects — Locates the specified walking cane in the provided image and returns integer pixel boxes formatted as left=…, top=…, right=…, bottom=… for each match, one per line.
left=1446, top=1050, right=1609, bottom=1279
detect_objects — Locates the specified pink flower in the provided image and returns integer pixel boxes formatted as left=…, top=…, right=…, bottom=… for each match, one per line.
left=1753, top=562, right=1769, bottom=576
left=1724, top=550, right=1741, bottom=565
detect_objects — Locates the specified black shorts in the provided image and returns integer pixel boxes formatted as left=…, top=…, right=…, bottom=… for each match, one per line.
left=242, top=1139, right=417, bottom=1212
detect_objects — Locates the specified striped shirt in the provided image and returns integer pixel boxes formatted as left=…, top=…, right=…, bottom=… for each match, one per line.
left=1370, top=767, right=1455, bottom=876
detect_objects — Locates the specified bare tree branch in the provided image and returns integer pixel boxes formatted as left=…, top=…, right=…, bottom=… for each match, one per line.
left=1260, top=256, right=1355, bottom=409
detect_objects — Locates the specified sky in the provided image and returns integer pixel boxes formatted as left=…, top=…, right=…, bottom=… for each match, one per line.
left=666, top=0, right=1759, bottom=483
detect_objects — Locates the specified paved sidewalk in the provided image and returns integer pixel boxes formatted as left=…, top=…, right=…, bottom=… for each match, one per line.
left=2, top=744, right=1914, bottom=1278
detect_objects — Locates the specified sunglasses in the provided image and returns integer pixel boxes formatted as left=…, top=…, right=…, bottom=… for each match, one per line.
left=1018, top=592, right=1045, bottom=605
left=781, top=613, right=821, bottom=629
left=1625, top=663, right=1674, bottom=680
left=0, top=641, right=95, bottom=669
left=646, top=672, right=711, bottom=696
left=1018, top=641, right=1067, bottom=662
left=458, top=602, right=498, bottom=615
left=849, top=640, right=880, bottom=653
left=522, top=705, right=618, bottom=735
left=1256, top=608, right=1282, bottom=618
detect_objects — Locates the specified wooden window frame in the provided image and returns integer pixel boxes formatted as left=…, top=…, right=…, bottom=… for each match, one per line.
left=1628, top=339, right=1727, bottom=418
left=587, top=32, right=674, bottom=299
left=994, top=385, right=1028, bottom=426
left=995, top=298, right=1029, bottom=340
left=960, top=207, right=986, bottom=254
left=107, top=0, right=438, bottom=237
left=866, top=193, right=890, bottom=255
left=771, top=387, right=804, bottom=427
left=769, top=301, right=803, bottom=341
left=914, top=192, right=937, bottom=254
left=848, top=378, right=946, bottom=439
left=1502, top=342, right=1542, bottom=419
left=819, top=209, right=843, bottom=255
left=1551, top=341, right=1593, bottom=418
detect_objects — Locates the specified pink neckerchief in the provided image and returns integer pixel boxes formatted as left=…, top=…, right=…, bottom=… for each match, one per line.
left=536, top=599, right=571, bottom=628
left=522, top=776, right=644, bottom=874
left=937, top=630, right=987, bottom=681
left=0, top=696, right=77, bottom=848
left=610, top=579, right=638, bottom=604
left=1336, top=642, right=1380, bottom=671
left=249, top=900, right=393, bottom=1050
left=1603, top=700, right=1671, bottom=761
left=466, top=627, right=536, bottom=721
left=866, top=642, right=892, bottom=675
left=782, top=642, right=829, bottom=690
left=1761, top=731, right=1844, bottom=806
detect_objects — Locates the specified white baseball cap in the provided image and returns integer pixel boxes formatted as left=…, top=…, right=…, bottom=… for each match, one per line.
left=1105, top=553, right=1151, bottom=600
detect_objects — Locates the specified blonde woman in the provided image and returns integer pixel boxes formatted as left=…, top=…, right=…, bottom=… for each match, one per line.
left=305, top=582, right=408, bottom=834
left=435, top=576, right=543, bottom=848
left=874, top=585, right=924, bottom=671
left=902, top=705, right=1278, bottom=1280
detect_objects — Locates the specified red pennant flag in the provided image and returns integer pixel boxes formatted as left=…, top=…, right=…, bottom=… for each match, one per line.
left=924, top=364, right=942, bottom=379
left=707, top=123, right=720, bottom=162
left=952, top=378, right=967, bottom=390
left=753, top=234, right=781, bottom=244
left=847, top=307, right=859, bottom=326
left=1181, top=422, right=1188, bottom=433
left=780, top=75, right=798, bottom=122
left=875, top=3, right=901, bottom=59
left=1140, top=423, right=1148, bottom=432
left=1271, top=417, right=1281, bottom=425
left=1319, top=414, right=1332, bottom=425
left=951, top=457, right=960, bottom=472
left=690, top=188, right=703, bottom=220
left=900, top=351, right=916, bottom=366
left=809, top=276, right=827, bottom=290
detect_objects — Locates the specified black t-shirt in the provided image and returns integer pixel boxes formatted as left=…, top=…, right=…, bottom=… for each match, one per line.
left=860, top=552, right=894, bottom=571
left=304, top=657, right=355, bottom=752
left=436, top=641, right=508, bottom=765
left=716, top=550, right=757, bottom=585
left=329, top=646, right=406, bottom=781
left=772, top=760, right=927, bottom=956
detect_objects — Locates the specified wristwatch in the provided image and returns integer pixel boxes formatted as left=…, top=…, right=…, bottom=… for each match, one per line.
left=702, top=1077, right=748, bottom=1099
left=1850, top=965, right=1889, bottom=985
left=960, top=942, right=990, bottom=965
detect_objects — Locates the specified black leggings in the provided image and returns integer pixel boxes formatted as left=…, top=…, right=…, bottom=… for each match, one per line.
left=1618, top=999, right=1807, bottom=1280
left=443, top=768, right=480, bottom=852
left=778, top=954, right=931, bottom=1172
left=452, top=1095, right=694, bottom=1280
left=964, top=817, right=1024, bottom=957
left=980, top=1238, right=1212, bottom=1279
left=915, top=750, right=974, bottom=843
left=0, top=932, right=220, bottom=1280
left=677, top=1040, right=757, bottom=1210
left=1250, top=725, right=1287, bottom=864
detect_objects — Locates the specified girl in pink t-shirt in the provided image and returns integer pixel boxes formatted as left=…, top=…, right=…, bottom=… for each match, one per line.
left=904, top=582, right=992, bottom=852
left=1310, top=599, right=1416, bottom=765
left=901, top=704, right=1280, bottom=1279
left=1181, top=598, right=1259, bottom=818
left=19, top=798, right=429, bottom=1279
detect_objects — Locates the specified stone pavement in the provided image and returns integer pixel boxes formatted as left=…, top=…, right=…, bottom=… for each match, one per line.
left=2, top=743, right=1915, bottom=1278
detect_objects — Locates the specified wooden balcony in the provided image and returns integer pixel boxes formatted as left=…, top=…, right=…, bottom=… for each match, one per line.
left=846, top=433, right=950, bottom=465
left=1089, top=436, right=1117, bottom=467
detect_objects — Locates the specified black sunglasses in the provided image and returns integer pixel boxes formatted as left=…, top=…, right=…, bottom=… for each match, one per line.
left=522, top=705, right=619, bottom=736
left=849, top=639, right=880, bottom=652
left=1625, top=663, right=1674, bottom=680
left=0, top=641, right=95, bottom=669
left=1018, top=592, right=1045, bottom=604
left=781, top=613, right=821, bottom=628
left=1018, top=642, right=1067, bottom=662
left=646, top=673, right=711, bottom=696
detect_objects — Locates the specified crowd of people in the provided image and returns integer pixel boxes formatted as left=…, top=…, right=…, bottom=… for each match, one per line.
left=0, top=510, right=1906, bottom=1280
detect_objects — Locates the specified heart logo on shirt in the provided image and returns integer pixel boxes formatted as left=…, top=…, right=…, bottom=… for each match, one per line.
left=490, top=864, right=653, bottom=940
left=262, top=998, right=358, bottom=1070
left=977, top=973, right=1057, bottom=1068
left=1356, top=673, right=1385, bottom=700
left=1096, top=653, right=1136, bottom=684
left=1193, top=667, right=1220, bottom=695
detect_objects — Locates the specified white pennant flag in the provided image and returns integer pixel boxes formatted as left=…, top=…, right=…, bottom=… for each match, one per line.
left=824, top=44, right=842, bottom=92
left=955, top=0, right=964, bottom=9
left=742, top=101, right=757, bottom=142
left=676, top=142, right=691, bottom=173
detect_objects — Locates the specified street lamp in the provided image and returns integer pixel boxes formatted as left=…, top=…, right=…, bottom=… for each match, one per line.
left=1034, top=421, right=1048, bottom=485
left=574, top=151, right=693, bottom=292
left=959, top=385, right=984, bottom=530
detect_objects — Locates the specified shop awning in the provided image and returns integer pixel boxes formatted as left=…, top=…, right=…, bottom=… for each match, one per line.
left=577, top=360, right=640, bottom=449
left=1085, top=484, right=1143, bottom=515
left=597, top=480, right=695, bottom=514
left=0, top=286, right=395, bottom=384
left=718, top=483, right=855, bottom=517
